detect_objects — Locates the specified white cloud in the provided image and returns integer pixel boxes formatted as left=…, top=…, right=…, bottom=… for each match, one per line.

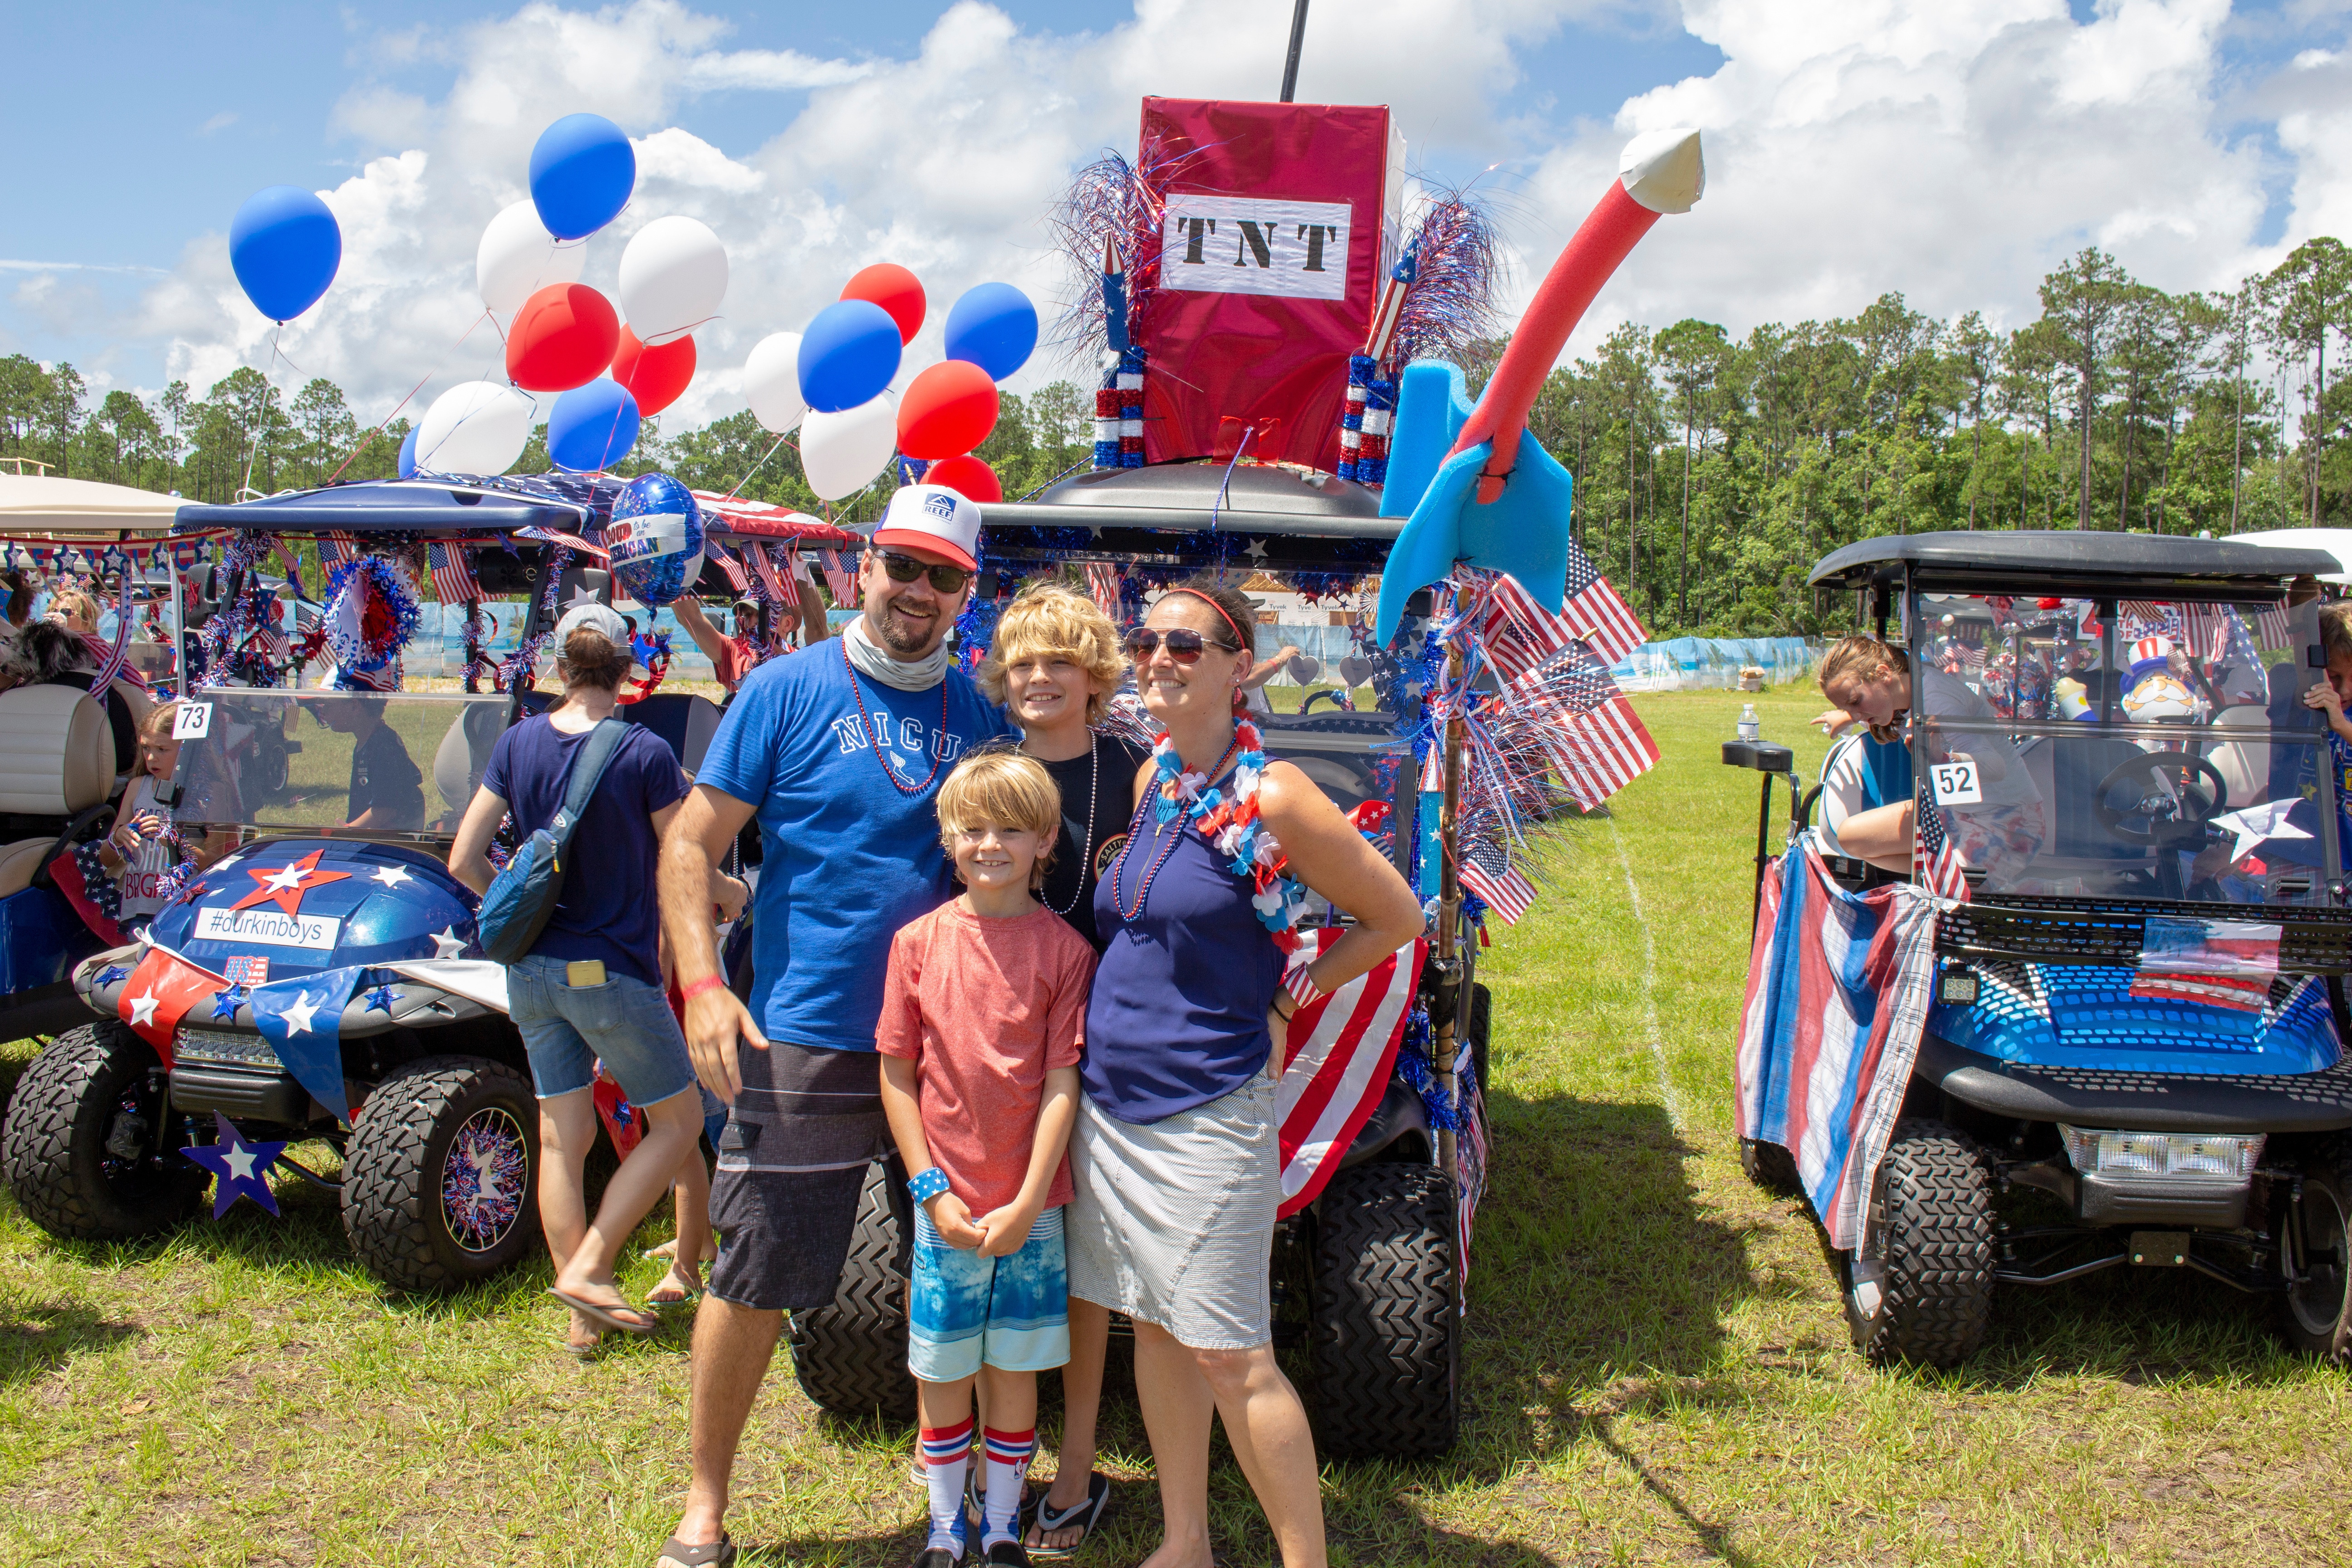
left=98, top=0, right=2352, bottom=436
left=197, top=111, right=238, bottom=136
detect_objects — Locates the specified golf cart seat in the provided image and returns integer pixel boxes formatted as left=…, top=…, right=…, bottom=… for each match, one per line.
left=0, top=683, right=116, bottom=824
left=623, top=693, right=724, bottom=778
left=0, top=839, right=46, bottom=899
left=431, top=701, right=510, bottom=815
left=0, top=684, right=117, bottom=1020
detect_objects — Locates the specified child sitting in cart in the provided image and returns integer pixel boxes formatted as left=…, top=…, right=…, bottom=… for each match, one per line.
left=94, top=702, right=236, bottom=933
left=2298, top=604, right=2352, bottom=853
left=877, top=750, right=1091, bottom=1568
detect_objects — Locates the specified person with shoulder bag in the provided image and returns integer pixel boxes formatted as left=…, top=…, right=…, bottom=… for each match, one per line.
left=452, top=603, right=745, bottom=1357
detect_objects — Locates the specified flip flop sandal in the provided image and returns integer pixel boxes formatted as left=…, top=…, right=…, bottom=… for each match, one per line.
left=1026, top=1471, right=1112, bottom=1557
left=558, top=1330, right=606, bottom=1362
left=646, top=1271, right=703, bottom=1307
left=549, top=1287, right=658, bottom=1336
left=965, top=1466, right=1039, bottom=1531
left=654, top=1534, right=736, bottom=1567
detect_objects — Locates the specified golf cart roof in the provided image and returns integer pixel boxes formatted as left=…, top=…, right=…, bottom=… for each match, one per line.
left=979, top=463, right=1401, bottom=570
left=2224, top=528, right=2352, bottom=585
left=173, top=476, right=862, bottom=548
left=0, top=470, right=188, bottom=539
left=1808, top=530, right=2343, bottom=598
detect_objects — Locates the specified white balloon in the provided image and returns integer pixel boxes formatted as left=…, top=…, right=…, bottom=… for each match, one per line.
left=476, top=201, right=585, bottom=315
left=415, top=381, right=533, bottom=477
left=800, top=390, right=899, bottom=502
left=743, top=332, right=806, bottom=435
left=618, top=216, right=728, bottom=346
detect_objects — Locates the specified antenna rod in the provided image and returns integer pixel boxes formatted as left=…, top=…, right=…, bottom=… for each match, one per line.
left=1279, top=0, right=1310, bottom=102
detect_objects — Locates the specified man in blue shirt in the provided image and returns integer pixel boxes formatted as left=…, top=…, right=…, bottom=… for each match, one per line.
left=656, top=485, right=1014, bottom=1568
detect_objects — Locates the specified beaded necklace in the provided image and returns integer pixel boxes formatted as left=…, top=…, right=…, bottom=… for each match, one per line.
left=1040, top=734, right=1099, bottom=918
left=1110, top=721, right=1312, bottom=953
left=1109, top=733, right=1243, bottom=922
left=838, top=638, right=951, bottom=796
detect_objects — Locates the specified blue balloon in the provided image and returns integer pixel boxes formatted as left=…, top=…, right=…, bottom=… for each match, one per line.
left=529, top=113, right=636, bottom=241
left=547, top=380, right=642, bottom=473
left=397, top=426, right=418, bottom=479
left=229, top=186, right=342, bottom=322
left=944, top=283, right=1039, bottom=382
left=606, top=472, right=703, bottom=608
left=798, top=299, right=903, bottom=413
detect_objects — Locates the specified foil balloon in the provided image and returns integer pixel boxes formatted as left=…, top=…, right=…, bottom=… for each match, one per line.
left=606, top=473, right=704, bottom=608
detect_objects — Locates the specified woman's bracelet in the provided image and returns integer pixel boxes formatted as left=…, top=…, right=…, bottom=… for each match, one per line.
left=679, top=975, right=728, bottom=1003
left=1283, top=963, right=1323, bottom=1009
left=907, top=1167, right=951, bottom=1205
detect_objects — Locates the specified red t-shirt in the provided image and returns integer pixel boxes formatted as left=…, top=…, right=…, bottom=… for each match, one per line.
left=711, top=633, right=758, bottom=693
left=876, top=901, right=1093, bottom=1213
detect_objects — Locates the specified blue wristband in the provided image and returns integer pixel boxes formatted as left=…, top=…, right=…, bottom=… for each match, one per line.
left=907, top=1167, right=951, bottom=1205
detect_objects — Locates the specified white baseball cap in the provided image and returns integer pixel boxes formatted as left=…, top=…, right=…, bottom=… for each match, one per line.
left=553, top=601, right=630, bottom=647
left=871, top=484, right=982, bottom=573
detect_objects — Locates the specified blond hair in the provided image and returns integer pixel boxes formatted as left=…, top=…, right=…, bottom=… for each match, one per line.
left=976, top=583, right=1128, bottom=726
left=138, top=701, right=180, bottom=739
left=2321, top=602, right=2352, bottom=666
left=936, top=749, right=1061, bottom=890
left=1817, top=633, right=1912, bottom=742
left=47, top=588, right=100, bottom=631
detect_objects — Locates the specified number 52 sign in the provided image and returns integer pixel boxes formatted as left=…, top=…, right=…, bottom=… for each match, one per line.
left=1930, top=758, right=1983, bottom=806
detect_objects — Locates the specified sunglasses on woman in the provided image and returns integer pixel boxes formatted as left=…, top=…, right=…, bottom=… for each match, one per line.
left=1123, top=626, right=1239, bottom=662
left=875, top=550, right=972, bottom=595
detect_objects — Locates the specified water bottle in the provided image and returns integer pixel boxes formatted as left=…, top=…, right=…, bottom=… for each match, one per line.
left=1738, top=702, right=1760, bottom=744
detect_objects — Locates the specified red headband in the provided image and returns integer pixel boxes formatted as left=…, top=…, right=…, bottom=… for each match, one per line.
left=1167, top=586, right=1248, bottom=649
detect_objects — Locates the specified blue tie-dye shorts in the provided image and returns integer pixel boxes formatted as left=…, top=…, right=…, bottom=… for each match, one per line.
left=907, top=1204, right=1071, bottom=1383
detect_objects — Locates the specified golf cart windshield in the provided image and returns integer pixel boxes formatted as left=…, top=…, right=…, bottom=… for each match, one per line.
left=167, top=689, right=510, bottom=843
left=1910, top=591, right=2338, bottom=904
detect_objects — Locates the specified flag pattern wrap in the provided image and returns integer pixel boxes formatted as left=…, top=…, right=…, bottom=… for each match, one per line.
left=427, top=541, right=482, bottom=605
left=1276, top=929, right=1427, bottom=1217
left=2129, top=916, right=2280, bottom=1012
left=1736, top=842, right=1941, bottom=1252
left=115, top=943, right=230, bottom=1064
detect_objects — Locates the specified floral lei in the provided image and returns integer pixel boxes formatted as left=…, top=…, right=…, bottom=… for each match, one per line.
left=1151, top=719, right=1311, bottom=953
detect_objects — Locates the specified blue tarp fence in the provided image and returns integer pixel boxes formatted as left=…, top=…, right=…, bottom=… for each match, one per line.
left=1611, top=636, right=1822, bottom=691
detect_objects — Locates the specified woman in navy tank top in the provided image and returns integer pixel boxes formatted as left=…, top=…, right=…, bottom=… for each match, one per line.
left=1066, top=578, right=1421, bottom=1568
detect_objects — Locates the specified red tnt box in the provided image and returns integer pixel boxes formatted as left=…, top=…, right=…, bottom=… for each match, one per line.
left=1137, top=98, right=1400, bottom=472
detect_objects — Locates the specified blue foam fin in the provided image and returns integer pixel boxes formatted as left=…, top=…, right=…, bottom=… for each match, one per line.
left=1379, top=360, right=1474, bottom=520
left=1373, top=431, right=1576, bottom=645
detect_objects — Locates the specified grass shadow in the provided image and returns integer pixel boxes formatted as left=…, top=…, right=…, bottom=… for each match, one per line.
left=0, top=1299, right=141, bottom=1387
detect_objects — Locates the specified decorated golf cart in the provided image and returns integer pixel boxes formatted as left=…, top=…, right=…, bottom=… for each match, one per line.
left=0, top=474, right=858, bottom=1289
left=1733, top=531, right=2352, bottom=1366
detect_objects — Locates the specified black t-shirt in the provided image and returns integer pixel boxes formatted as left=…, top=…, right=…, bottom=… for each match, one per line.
left=1039, top=734, right=1150, bottom=951
left=348, top=721, right=425, bottom=829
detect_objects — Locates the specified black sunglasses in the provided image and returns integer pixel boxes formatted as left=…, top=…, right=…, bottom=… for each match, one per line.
left=874, top=550, right=971, bottom=595
left=1124, top=626, right=1240, bottom=662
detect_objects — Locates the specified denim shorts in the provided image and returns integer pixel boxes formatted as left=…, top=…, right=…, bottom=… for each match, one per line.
left=505, top=953, right=696, bottom=1108
left=908, top=1204, right=1070, bottom=1383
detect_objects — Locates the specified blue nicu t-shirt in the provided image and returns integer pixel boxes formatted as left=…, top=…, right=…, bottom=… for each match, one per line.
left=695, top=640, right=1017, bottom=1050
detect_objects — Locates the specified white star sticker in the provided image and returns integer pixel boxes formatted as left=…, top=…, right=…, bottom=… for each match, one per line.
left=566, top=582, right=602, bottom=610
left=280, top=995, right=322, bottom=1036
left=261, top=863, right=309, bottom=894
left=1245, top=538, right=1267, bottom=559
left=127, top=989, right=161, bottom=1027
left=431, top=926, right=468, bottom=958
left=222, top=1141, right=257, bottom=1183
left=371, top=865, right=412, bottom=889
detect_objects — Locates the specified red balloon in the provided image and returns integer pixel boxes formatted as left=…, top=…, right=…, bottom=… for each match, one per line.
left=923, top=453, right=1001, bottom=504
left=897, top=361, right=999, bottom=460
left=842, top=263, right=926, bottom=345
left=611, top=327, right=696, bottom=416
left=507, top=283, right=620, bottom=392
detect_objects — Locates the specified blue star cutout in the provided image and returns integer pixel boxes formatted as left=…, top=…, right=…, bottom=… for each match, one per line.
left=208, top=985, right=248, bottom=1021
left=94, top=964, right=129, bottom=987
left=181, top=1111, right=287, bottom=1218
left=363, top=983, right=400, bottom=1016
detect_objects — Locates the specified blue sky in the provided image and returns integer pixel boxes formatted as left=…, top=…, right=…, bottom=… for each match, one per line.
left=5, top=1, right=2349, bottom=421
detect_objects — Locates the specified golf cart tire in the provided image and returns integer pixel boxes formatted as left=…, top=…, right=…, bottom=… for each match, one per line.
left=787, top=1159, right=918, bottom=1424
left=2275, top=1137, right=2352, bottom=1362
left=1845, top=1120, right=1994, bottom=1368
left=342, top=1056, right=541, bottom=1294
left=1740, top=1138, right=1803, bottom=1197
left=1466, top=981, right=1492, bottom=1093
left=1310, top=1162, right=1458, bottom=1460
left=2, top=1020, right=206, bottom=1240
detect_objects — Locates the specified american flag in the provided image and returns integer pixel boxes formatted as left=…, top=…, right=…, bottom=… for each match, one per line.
left=427, top=541, right=481, bottom=604
left=317, top=532, right=361, bottom=569
left=517, top=524, right=609, bottom=559
left=1276, top=930, right=1428, bottom=1217
left=746, top=542, right=790, bottom=603
left=1475, top=553, right=1646, bottom=681
left=1086, top=562, right=1123, bottom=624
left=1513, top=648, right=1660, bottom=810
left=2254, top=601, right=2293, bottom=651
left=2128, top=915, right=2279, bottom=1013
left=1560, top=542, right=1647, bottom=663
left=1913, top=779, right=1971, bottom=901
left=705, top=539, right=751, bottom=593
left=1457, top=839, right=1536, bottom=925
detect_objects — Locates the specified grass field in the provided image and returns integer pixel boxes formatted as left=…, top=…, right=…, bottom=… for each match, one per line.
left=7, top=685, right=2352, bottom=1566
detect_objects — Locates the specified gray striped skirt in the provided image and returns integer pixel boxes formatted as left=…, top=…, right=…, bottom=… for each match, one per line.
left=1065, top=1065, right=1279, bottom=1350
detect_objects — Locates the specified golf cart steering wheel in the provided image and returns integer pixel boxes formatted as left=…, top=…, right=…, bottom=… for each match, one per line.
left=1301, top=690, right=1352, bottom=715
left=2093, top=751, right=2229, bottom=848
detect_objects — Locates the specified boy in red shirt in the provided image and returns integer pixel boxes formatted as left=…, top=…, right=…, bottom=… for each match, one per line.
left=878, top=750, right=1092, bottom=1568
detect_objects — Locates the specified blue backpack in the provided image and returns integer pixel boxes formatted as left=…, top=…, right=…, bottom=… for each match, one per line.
left=474, top=719, right=629, bottom=965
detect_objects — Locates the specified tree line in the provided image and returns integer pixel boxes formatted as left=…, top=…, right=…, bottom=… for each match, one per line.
left=4, top=236, right=2344, bottom=634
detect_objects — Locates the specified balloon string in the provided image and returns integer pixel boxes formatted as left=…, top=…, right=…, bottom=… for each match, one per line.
left=723, top=434, right=793, bottom=501
left=240, top=325, right=281, bottom=499
left=325, top=309, right=494, bottom=485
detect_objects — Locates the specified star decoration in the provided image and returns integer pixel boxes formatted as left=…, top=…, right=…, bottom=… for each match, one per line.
left=93, top=964, right=129, bottom=987
left=279, top=994, right=323, bottom=1036
left=1245, top=538, right=1268, bottom=559
left=181, top=1111, right=285, bottom=1218
left=229, top=848, right=353, bottom=918
left=363, top=984, right=400, bottom=1016
left=369, top=865, right=413, bottom=889
left=431, top=926, right=469, bottom=959
left=566, top=582, right=603, bottom=611
left=127, top=989, right=161, bottom=1028
left=208, top=985, right=248, bottom=1021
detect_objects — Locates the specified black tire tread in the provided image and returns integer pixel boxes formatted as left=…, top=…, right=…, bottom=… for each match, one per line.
left=1851, top=1119, right=1994, bottom=1368
left=1, top=1021, right=200, bottom=1240
left=787, top=1161, right=918, bottom=1423
left=2273, top=1135, right=2352, bottom=1362
left=1310, top=1162, right=1458, bottom=1459
left=340, top=1055, right=538, bottom=1294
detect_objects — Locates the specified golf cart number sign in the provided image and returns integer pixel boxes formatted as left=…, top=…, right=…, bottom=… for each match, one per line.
left=1930, top=759, right=1984, bottom=806
left=172, top=702, right=213, bottom=740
